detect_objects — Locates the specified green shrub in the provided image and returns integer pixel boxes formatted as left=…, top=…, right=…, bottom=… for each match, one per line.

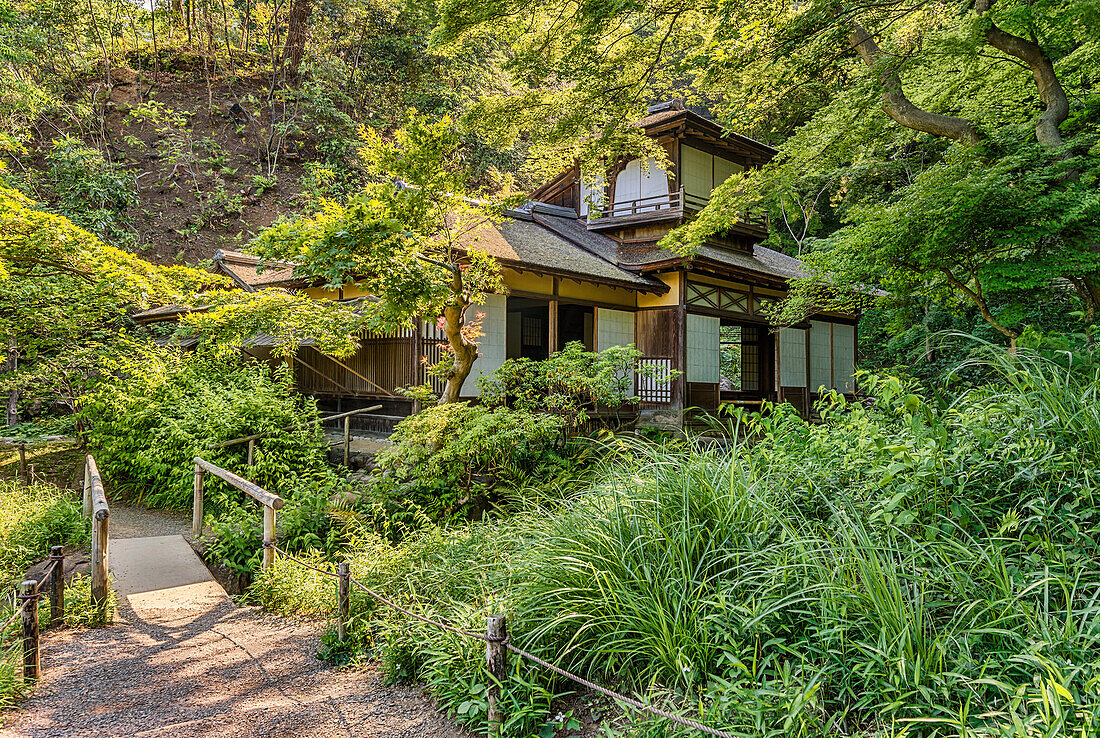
left=371, top=402, right=571, bottom=521
left=205, top=479, right=360, bottom=574
left=0, top=480, right=86, bottom=586
left=43, top=135, right=137, bottom=243
left=81, top=350, right=328, bottom=511
left=478, top=341, right=659, bottom=427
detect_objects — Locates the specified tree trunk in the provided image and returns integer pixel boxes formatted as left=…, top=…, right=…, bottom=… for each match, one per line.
left=281, top=0, right=312, bottom=82
left=439, top=299, right=479, bottom=404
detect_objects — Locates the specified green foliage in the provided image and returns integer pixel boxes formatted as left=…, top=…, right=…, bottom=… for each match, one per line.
left=80, top=350, right=327, bottom=510
left=205, top=480, right=360, bottom=574
left=478, top=341, right=663, bottom=427
left=255, top=339, right=1100, bottom=736
left=61, top=573, right=115, bottom=628
left=42, top=136, right=138, bottom=243
left=0, top=480, right=86, bottom=587
left=372, top=402, right=569, bottom=520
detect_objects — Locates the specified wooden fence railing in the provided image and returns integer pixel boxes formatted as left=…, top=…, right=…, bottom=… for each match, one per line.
left=192, top=458, right=284, bottom=569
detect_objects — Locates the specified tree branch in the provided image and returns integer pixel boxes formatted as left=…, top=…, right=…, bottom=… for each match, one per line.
left=848, top=21, right=982, bottom=144
left=973, top=0, right=1068, bottom=149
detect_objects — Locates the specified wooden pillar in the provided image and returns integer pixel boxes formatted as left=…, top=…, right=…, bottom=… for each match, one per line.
left=548, top=300, right=559, bottom=354
left=20, top=581, right=38, bottom=680
left=337, top=562, right=350, bottom=642
left=486, top=614, right=508, bottom=736
left=49, top=546, right=64, bottom=625
left=247, top=438, right=255, bottom=466
left=343, top=416, right=351, bottom=467
left=262, top=505, right=275, bottom=570
left=192, top=463, right=205, bottom=538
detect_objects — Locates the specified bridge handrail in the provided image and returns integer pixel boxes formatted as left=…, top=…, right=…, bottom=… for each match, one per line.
left=82, top=455, right=110, bottom=607
left=192, top=457, right=283, bottom=569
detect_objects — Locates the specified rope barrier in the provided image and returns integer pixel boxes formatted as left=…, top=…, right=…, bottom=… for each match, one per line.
left=272, top=545, right=489, bottom=642
left=271, top=543, right=737, bottom=737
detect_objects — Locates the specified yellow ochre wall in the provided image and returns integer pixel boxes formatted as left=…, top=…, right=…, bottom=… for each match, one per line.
left=637, top=272, right=680, bottom=307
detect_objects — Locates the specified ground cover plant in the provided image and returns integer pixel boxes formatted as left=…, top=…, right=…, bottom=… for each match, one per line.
left=251, top=340, right=1100, bottom=737
left=0, top=479, right=85, bottom=587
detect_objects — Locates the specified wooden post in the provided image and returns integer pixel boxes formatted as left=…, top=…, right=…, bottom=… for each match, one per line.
left=247, top=438, right=255, bottom=466
left=82, top=459, right=92, bottom=518
left=262, top=504, right=275, bottom=570
left=343, top=416, right=351, bottom=467
left=486, top=613, right=508, bottom=736
left=18, top=442, right=27, bottom=485
left=49, top=546, right=64, bottom=625
left=20, top=581, right=39, bottom=680
left=91, top=508, right=109, bottom=610
left=337, top=562, right=350, bottom=643
left=192, top=463, right=205, bottom=538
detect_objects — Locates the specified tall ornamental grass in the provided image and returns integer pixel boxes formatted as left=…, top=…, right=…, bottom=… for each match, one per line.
left=255, top=346, right=1100, bottom=737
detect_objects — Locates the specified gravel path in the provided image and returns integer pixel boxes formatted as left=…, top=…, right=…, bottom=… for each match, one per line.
left=2, top=597, right=472, bottom=737
left=109, top=504, right=194, bottom=541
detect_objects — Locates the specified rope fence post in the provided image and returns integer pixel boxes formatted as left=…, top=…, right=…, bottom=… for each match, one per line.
left=486, top=614, right=507, bottom=736
left=18, top=441, right=28, bottom=485
left=262, top=505, right=276, bottom=571
left=337, top=562, right=350, bottom=643
left=343, top=416, right=351, bottom=467
left=193, top=461, right=205, bottom=538
left=20, top=581, right=39, bottom=680
left=49, top=546, right=64, bottom=625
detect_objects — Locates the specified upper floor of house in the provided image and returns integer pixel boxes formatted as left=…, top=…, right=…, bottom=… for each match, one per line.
left=526, top=101, right=777, bottom=249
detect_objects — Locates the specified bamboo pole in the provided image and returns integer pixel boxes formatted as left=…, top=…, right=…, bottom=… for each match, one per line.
left=20, top=581, right=39, bottom=680
left=337, top=562, right=349, bottom=643
left=262, top=505, right=275, bottom=570
left=49, top=547, right=64, bottom=625
left=192, top=463, right=205, bottom=538
left=486, top=614, right=508, bottom=736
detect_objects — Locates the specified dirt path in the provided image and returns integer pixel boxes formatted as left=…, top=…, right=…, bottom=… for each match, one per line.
left=2, top=508, right=473, bottom=737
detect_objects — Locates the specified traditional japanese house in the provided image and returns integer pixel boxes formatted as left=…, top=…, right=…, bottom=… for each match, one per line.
left=197, top=101, right=860, bottom=427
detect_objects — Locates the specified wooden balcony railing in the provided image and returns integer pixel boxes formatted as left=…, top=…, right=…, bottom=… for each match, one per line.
left=587, top=187, right=767, bottom=233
